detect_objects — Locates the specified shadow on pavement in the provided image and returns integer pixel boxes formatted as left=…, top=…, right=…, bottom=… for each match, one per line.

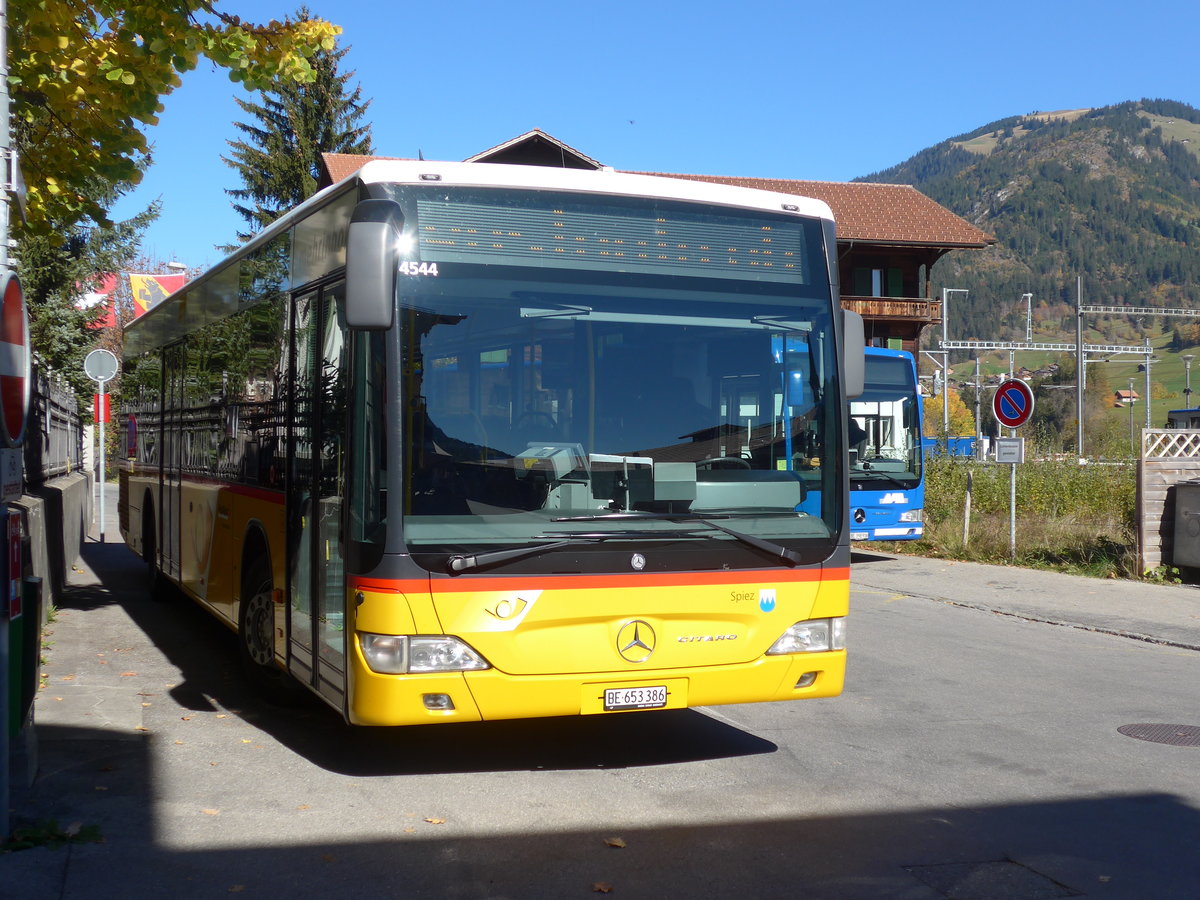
left=850, top=549, right=900, bottom=565
left=56, top=537, right=778, bottom=777
left=8, top=535, right=1200, bottom=897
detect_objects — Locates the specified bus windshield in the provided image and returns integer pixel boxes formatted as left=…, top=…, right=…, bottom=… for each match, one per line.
left=849, top=353, right=921, bottom=488
left=380, top=190, right=843, bottom=570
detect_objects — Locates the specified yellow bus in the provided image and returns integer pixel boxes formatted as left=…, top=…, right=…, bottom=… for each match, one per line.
left=118, top=160, right=864, bottom=726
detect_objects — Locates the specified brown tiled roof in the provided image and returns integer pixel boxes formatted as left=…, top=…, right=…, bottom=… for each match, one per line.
left=318, top=147, right=994, bottom=249
left=631, top=172, right=994, bottom=248
left=319, top=152, right=411, bottom=187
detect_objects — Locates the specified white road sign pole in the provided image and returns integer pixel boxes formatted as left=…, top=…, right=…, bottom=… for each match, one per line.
left=84, top=349, right=119, bottom=543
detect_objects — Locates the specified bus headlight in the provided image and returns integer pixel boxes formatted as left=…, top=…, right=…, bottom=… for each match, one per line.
left=898, top=509, right=923, bottom=523
left=359, top=634, right=491, bottom=674
left=766, top=617, right=846, bottom=655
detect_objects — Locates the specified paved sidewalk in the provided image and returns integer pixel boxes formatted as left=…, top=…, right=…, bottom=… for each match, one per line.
left=850, top=549, right=1200, bottom=651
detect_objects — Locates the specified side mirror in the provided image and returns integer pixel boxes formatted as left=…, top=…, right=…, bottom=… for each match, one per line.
left=842, top=309, right=865, bottom=399
left=345, top=199, right=404, bottom=330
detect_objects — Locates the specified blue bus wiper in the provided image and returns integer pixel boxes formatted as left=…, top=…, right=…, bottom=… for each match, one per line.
left=850, top=468, right=913, bottom=489
left=552, top=512, right=802, bottom=567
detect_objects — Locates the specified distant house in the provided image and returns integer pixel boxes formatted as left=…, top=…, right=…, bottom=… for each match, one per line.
left=1115, top=389, right=1140, bottom=407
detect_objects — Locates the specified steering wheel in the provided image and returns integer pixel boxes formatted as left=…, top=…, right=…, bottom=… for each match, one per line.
left=697, top=456, right=752, bottom=470
left=514, top=411, right=557, bottom=432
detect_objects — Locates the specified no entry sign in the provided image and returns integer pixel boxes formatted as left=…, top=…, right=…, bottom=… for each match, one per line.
left=0, top=273, right=30, bottom=447
left=993, top=378, right=1035, bottom=428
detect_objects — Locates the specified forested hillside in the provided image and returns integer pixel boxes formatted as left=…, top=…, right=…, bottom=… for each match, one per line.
left=857, top=99, right=1200, bottom=345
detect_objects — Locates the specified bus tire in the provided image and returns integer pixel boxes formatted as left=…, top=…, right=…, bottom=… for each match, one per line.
left=238, top=558, right=301, bottom=704
left=141, top=503, right=165, bottom=601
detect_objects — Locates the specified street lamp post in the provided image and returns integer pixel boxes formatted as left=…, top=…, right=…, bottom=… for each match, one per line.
left=1184, top=354, right=1194, bottom=409
left=1129, top=377, right=1136, bottom=454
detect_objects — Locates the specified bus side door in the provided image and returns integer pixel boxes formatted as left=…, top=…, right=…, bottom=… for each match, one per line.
left=287, top=283, right=350, bottom=707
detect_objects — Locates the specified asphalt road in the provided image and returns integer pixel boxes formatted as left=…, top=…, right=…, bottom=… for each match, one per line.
left=5, top=501, right=1199, bottom=898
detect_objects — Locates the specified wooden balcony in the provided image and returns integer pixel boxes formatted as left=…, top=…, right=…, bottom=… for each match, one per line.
left=840, top=295, right=942, bottom=324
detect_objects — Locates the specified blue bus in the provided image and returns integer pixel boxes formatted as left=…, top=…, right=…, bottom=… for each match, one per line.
left=771, top=341, right=923, bottom=541
left=846, top=348, right=923, bottom=541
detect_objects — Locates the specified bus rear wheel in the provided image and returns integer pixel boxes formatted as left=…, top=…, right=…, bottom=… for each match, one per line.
left=141, top=507, right=164, bottom=600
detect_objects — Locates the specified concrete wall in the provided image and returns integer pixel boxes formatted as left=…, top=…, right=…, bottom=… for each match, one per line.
left=12, top=471, right=92, bottom=613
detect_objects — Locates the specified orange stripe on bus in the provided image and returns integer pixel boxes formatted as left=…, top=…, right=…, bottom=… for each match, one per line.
left=351, top=567, right=849, bottom=594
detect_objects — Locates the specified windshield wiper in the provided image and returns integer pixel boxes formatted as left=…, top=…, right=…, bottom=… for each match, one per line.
left=552, top=512, right=803, bottom=567
left=850, top=469, right=913, bottom=489
left=446, top=538, right=594, bottom=574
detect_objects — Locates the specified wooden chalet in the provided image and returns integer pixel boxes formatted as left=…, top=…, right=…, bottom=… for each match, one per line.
left=320, top=130, right=994, bottom=352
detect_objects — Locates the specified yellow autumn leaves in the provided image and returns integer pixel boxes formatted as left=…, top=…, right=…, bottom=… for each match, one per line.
left=8, top=1, right=341, bottom=233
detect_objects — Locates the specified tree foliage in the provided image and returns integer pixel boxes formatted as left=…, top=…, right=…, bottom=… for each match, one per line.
left=223, top=7, right=373, bottom=239
left=10, top=1, right=341, bottom=234
left=922, top=387, right=976, bottom=438
left=16, top=205, right=159, bottom=402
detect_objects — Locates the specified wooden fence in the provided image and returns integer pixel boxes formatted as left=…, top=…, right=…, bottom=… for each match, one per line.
left=1138, top=429, right=1200, bottom=573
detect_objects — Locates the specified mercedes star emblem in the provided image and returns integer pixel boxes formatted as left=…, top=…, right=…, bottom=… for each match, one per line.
left=616, top=619, right=656, bottom=663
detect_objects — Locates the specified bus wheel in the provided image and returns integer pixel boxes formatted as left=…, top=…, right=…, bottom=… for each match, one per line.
left=141, top=507, right=164, bottom=600
left=238, top=560, right=300, bottom=703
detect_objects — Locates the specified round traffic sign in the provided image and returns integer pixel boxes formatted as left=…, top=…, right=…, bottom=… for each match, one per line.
left=993, top=378, right=1035, bottom=428
left=0, top=272, right=30, bottom=447
left=84, top=348, right=119, bottom=382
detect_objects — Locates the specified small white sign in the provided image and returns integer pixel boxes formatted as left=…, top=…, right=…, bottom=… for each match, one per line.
left=995, top=437, right=1025, bottom=464
left=1, top=447, right=22, bottom=500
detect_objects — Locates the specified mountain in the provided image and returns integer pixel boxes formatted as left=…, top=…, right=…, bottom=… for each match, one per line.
left=856, top=99, right=1200, bottom=347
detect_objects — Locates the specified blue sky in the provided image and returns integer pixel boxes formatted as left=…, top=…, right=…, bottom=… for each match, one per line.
left=111, top=0, right=1200, bottom=271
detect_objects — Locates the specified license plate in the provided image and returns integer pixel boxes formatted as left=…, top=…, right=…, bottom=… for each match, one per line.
left=850, top=531, right=869, bottom=541
left=603, top=685, right=668, bottom=711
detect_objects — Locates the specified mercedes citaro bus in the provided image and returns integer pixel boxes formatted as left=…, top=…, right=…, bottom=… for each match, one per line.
left=119, top=160, right=864, bottom=726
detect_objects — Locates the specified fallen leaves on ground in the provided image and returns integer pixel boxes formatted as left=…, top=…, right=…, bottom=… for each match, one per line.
left=603, top=837, right=626, bottom=848
left=591, top=883, right=614, bottom=894
left=424, top=816, right=446, bottom=825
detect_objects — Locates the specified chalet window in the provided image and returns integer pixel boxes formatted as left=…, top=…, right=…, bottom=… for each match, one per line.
left=852, top=266, right=903, bottom=297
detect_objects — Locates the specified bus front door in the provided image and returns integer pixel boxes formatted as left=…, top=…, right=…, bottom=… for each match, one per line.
left=288, top=283, right=350, bottom=708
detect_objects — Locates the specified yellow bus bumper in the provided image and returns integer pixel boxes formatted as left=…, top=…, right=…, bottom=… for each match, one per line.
left=347, top=650, right=845, bottom=727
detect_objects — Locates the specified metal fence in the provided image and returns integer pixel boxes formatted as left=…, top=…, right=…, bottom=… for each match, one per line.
left=23, top=354, right=84, bottom=486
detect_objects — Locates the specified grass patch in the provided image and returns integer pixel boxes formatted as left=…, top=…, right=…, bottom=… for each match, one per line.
left=879, top=457, right=1139, bottom=578
left=2, top=819, right=103, bottom=853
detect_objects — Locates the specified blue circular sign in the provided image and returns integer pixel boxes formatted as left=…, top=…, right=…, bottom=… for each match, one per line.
left=993, top=378, right=1035, bottom=428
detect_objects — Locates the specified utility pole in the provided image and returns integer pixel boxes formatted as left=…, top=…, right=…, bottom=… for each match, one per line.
left=1075, top=277, right=1085, bottom=461
left=1143, top=338, right=1153, bottom=430
left=974, top=358, right=982, bottom=459
left=1128, top=377, right=1136, bottom=454
left=940, top=288, right=967, bottom=440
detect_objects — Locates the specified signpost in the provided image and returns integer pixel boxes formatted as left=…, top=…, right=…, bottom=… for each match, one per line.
left=84, top=348, right=119, bottom=543
left=0, top=270, right=25, bottom=841
left=992, top=379, right=1035, bottom=560
left=992, top=378, right=1035, bottom=429
left=0, top=271, right=28, bottom=449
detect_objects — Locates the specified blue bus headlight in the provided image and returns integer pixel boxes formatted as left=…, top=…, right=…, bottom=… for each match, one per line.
left=898, top=509, right=923, bottom=523
left=766, top=617, right=847, bottom=655
left=359, top=634, right=491, bottom=674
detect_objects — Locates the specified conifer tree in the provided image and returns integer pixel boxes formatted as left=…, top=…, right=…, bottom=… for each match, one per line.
left=223, top=8, right=374, bottom=240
